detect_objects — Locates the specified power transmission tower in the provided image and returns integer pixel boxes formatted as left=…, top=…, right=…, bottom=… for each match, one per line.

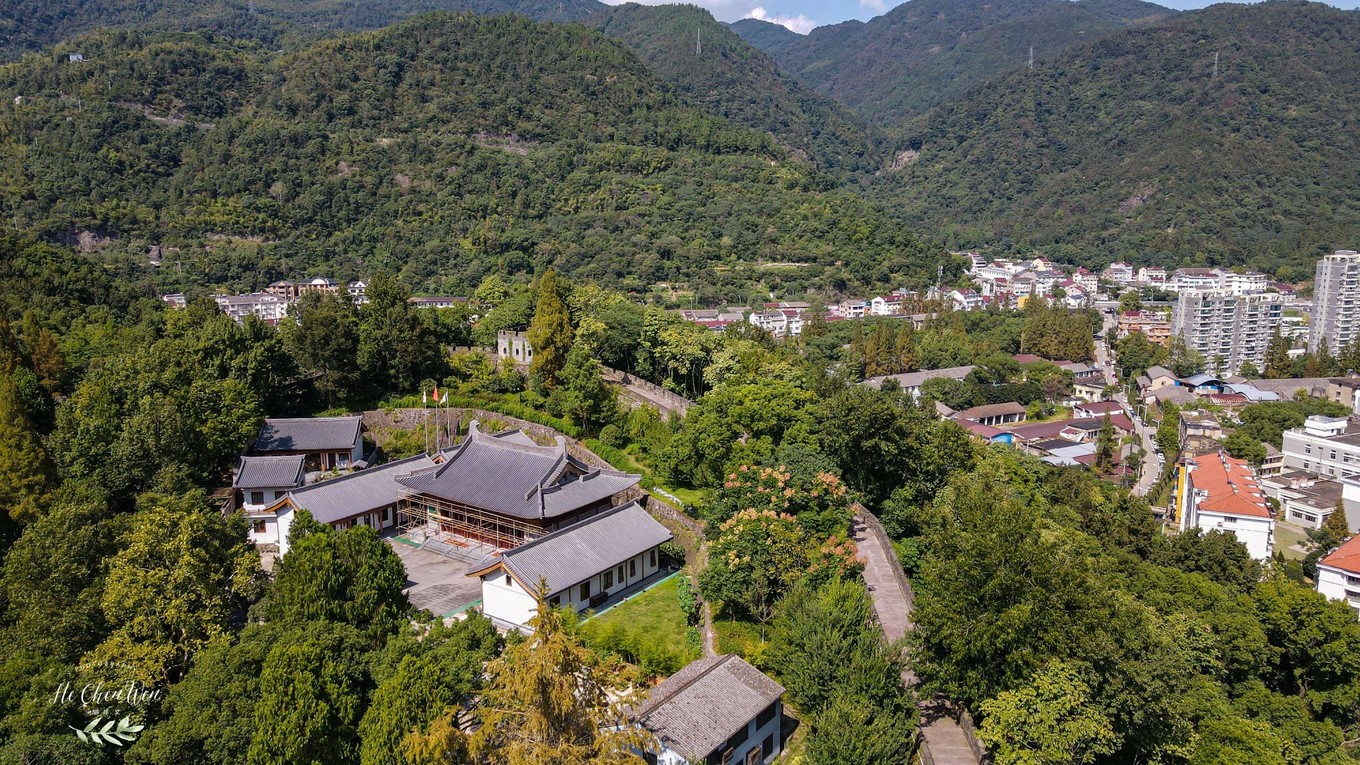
left=696, top=27, right=702, bottom=57
left=1028, top=45, right=1034, bottom=71
left=1212, top=51, right=1219, bottom=78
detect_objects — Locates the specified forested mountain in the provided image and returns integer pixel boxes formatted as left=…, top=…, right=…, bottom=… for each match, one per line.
left=727, top=17, right=802, bottom=53
left=882, top=0, right=1360, bottom=280
left=0, top=15, right=945, bottom=299
left=590, top=3, right=885, bottom=173
left=767, top=0, right=1176, bottom=122
left=0, top=0, right=605, bottom=60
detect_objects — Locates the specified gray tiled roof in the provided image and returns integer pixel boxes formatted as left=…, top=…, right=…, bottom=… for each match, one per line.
left=254, top=416, right=362, bottom=453
left=234, top=455, right=305, bottom=489
left=398, top=422, right=641, bottom=520
left=287, top=454, right=437, bottom=524
left=863, top=365, right=976, bottom=390
left=468, top=501, right=670, bottom=596
left=635, top=654, right=784, bottom=761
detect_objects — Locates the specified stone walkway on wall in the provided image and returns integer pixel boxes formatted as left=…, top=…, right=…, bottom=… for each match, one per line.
left=850, top=514, right=983, bottom=765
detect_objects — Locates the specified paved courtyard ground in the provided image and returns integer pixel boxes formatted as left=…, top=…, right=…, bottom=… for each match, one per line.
left=386, top=537, right=484, bottom=618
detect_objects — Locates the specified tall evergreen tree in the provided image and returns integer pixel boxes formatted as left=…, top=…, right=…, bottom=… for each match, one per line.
left=359, top=272, right=443, bottom=395
left=286, top=290, right=361, bottom=406
left=1324, top=498, right=1351, bottom=538
left=550, top=344, right=617, bottom=435
left=467, top=599, right=648, bottom=765
left=1264, top=329, right=1293, bottom=379
left=526, top=269, right=574, bottom=389
left=0, top=371, right=55, bottom=523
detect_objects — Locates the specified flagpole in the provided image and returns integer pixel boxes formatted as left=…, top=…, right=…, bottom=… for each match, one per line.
left=423, top=387, right=429, bottom=456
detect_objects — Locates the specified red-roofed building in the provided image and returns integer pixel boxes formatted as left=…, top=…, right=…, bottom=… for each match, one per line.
left=1174, top=451, right=1274, bottom=560
left=1317, top=535, right=1360, bottom=617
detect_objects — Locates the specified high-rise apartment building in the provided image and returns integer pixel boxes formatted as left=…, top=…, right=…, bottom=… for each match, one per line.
left=1172, top=289, right=1283, bottom=375
left=1311, top=250, right=1360, bottom=353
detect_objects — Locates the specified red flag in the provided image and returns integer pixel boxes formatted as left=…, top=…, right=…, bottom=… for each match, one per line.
left=431, top=385, right=439, bottom=402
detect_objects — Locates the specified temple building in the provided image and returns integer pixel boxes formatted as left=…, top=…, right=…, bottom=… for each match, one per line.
left=396, top=421, right=645, bottom=554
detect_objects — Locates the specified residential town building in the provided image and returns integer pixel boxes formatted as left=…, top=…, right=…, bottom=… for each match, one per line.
left=1136, top=266, right=1167, bottom=287
left=409, top=296, right=468, bottom=309
left=1103, top=262, right=1135, bottom=284
left=1310, top=250, right=1360, bottom=353
left=1117, top=310, right=1172, bottom=345
left=1260, top=470, right=1357, bottom=530
left=1281, top=415, right=1360, bottom=479
left=863, top=366, right=976, bottom=398
left=467, top=501, right=671, bottom=629
left=1171, top=289, right=1283, bottom=375
left=954, top=402, right=1026, bottom=427
left=1171, top=268, right=1225, bottom=293
left=213, top=292, right=290, bottom=324
left=870, top=294, right=904, bottom=316
left=635, top=654, right=786, bottom=765
left=1315, top=534, right=1360, bottom=617
left=1174, top=451, right=1275, bottom=561
left=949, top=289, right=984, bottom=312
left=1178, top=410, right=1224, bottom=451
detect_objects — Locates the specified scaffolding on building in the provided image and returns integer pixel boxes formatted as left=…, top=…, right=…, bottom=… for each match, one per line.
left=397, top=490, right=545, bottom=552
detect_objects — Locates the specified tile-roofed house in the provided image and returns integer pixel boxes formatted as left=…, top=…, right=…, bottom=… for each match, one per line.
left=956, top=419, right=1014, bottom=445
left=1175, top=451, right=1274, bottom=560
left=261, top=453, right=440, bottom=554
left=863, top=365, right=976, bottom=398
left=954, top=401, right=1027, bottom=427
left=1073, top=401, right=1124, bottom=419
left=467, top=501, right=672, bottom=628
left=635, top=654, right=786, bottom=765
left=1316, top=535, right=1360, bottom=616
left=1003, top=414, right=1133, bottom=445
left=396, top=421, right=643, bottom=551
left=251, top=416, right=365, bottom=471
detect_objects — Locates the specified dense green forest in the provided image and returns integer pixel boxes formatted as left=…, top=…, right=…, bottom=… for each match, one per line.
left=0, top=0, right=606, bottom=60
left=878, top=0, right=1360, bottom=279
left=0, top=15, right=946, bottom=300
left=762, top=0, right=1176, bottom=122
left=590, top=3, right=884, bottom=174
left=726, top=17, right=802, bottom=53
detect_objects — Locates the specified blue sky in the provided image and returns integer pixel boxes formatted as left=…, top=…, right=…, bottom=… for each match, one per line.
left=602, top=0, right=1359, bottom=35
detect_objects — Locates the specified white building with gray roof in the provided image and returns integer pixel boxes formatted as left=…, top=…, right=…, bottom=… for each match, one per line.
left=250, top=416, right=365, bottom=472
left=635, top=654, right=786, bottom=765
left=466, top=500, right=672, bottom=629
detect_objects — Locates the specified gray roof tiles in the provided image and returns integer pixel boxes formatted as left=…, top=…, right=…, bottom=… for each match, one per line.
left=469, top=501, right=672, bottom=596
left=254, top=416, right=362, bottom=453
left=234, top=455, right=306, bottom=489
left=287, top=453, right=437, bottom=524
left=398, top=423, right=641, bottom=520
left=636, top=654, right=784, bottom=761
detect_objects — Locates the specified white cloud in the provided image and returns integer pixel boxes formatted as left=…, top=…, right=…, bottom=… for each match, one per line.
left=744, top=6, right=817, bottom=34
left=859, top=0, right=887, bottom=10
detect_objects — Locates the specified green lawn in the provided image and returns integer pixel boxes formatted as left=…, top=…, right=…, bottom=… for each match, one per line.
left=1274, top=523, right=1310, bottom=561
left=581, top=575, right=698, bottom=676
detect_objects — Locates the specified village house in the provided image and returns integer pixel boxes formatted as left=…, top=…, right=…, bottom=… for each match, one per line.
left=863, top=365, right=976, bottom=399
left=213, top=292, right=289, bottom=325
left=396, top=422, right=643, bottom=553
left=347, top=280, right=369, bottom=304
left=949, top=289, right=983, bottom=312
left=1103, top=262, right=1135, bottom=284
left=635, top=654, right=786, bottom=765
left=1174, top=451, right=1275, bottom=560
left=1073, top=400, right=1124, bottom=419
left=249, top=416, right=365, bottom=472
left=870, top=294, right=904, bottom=316
left=409, top=296, right=467, bottom=309
left=466, top=501, right=671, bottom=629
left=954, top=402, right=1026, bottom=427
left=1137, top=266, right=1167, bottom=287
left=1118, top=311, right=1172, bottom=345
left=1178, top=410, right=1225, bottom=451
left=1316, top=534, right=1360, bottom=617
